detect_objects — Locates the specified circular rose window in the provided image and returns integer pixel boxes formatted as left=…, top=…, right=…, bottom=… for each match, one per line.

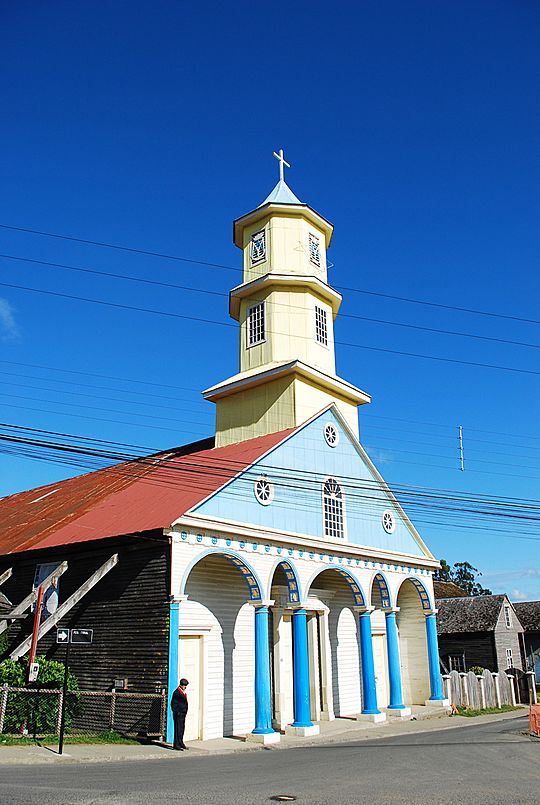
left=254, top=476, right=274, bottom=506
left=382, top=510, right=396, bottom=534
left=324, top=422, right=339, bottom=447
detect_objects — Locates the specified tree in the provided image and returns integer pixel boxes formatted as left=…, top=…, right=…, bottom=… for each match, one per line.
left=434, top=559, right=492, bottom=596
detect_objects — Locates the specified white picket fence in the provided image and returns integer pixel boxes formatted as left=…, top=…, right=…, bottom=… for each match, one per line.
left=442, top=669, right=537, bottom=709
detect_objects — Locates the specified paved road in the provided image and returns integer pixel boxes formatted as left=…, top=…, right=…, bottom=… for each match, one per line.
left=0, top=716, right=537, bottom=804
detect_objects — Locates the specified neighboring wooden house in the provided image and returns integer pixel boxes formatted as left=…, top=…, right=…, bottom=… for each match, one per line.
left=514, top=601, right=540, bottom=683
left=436, top=594, right=524, bottom=672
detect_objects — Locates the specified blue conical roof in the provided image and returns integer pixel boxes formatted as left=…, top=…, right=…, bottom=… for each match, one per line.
left=259, top=179, right=302, bottom=207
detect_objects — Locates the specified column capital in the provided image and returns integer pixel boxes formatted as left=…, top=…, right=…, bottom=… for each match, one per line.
left=169, top=594, right=188, bottom=605
left=383, top=607, right=400, bottom=615
left=424, top=608, right=438, bottom=617
left=250, top=599, right=275, bottom=609
left=354, top=605, right=375, bottom=615
left=286, top=602, right=309, bottom=612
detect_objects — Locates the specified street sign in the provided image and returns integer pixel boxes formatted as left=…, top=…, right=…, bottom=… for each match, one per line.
left=70, top=628, right=93, bottom=645
left=28, top=662, right=39, bottom=682
left=56, top=628, right=70, bottom=644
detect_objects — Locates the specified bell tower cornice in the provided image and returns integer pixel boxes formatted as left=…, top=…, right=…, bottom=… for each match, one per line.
left=229, top=273, right=342, bottom=321
left=233, top=202, right=334, bottom=250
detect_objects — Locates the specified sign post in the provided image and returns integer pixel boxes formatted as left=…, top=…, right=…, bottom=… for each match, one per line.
left=56, top=627, right=93, bottom=755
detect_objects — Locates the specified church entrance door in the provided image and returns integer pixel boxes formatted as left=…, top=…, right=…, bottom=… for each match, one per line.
left=179, top=635, right=202, bottom=741
left=373, top=633, right=389, bottom=709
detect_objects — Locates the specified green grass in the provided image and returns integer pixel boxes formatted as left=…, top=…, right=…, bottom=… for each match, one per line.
left=456, top=704, right=523, bottom=717
left=0, top=730, right=141, bottom=746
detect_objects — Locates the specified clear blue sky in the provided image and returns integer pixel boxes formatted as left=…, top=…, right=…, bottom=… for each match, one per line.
left=1, top=1, right=538, bottom=599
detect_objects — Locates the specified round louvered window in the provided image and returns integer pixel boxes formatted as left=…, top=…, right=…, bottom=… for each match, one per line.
left=324, top=422, right=339, bottom=447
left=254, top=476, right=274, bottom=506
left=382, top=510, right=396, bottom=534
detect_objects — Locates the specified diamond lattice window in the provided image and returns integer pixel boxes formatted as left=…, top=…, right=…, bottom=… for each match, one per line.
left=309, top=233, right=321, bottom=267
left=247, top=302, right=265, bottom=346
left=315, top=305, right=328, bottom=346
left=323, top=478, right=345, bottom=539
left=251, top=230, right=266, bottom=264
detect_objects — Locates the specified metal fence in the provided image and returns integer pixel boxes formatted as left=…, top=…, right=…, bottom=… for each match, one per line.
left=0, top=684, right=166, bottom=738
left=442, top=669, right=538, bottom=709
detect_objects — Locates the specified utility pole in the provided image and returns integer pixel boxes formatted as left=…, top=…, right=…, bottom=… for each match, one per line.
left=27, top=584, right=44, bottom=681
left=459, top=425, right=464, bottom=471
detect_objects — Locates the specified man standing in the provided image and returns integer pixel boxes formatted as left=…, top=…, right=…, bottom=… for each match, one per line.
left=171, top=678, right=189, bottom=750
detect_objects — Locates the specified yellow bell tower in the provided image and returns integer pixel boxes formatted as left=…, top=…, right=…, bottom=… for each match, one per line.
left=204, top=150, right=371, bottom=446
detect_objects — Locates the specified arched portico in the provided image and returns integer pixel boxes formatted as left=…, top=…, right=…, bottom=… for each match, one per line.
left=169, top=549, right=278, bottom=745
left=396, top=577, right=444, bottom=705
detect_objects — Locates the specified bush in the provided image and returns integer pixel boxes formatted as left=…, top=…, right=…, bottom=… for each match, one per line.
left=468, top=666, right=485, bottom=675
left=0, top=655, right=80, bottom=734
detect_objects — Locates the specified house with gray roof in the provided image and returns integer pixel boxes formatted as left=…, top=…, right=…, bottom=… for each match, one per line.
left=435, top=594, right=524, bottom=673
left=514, top=601, right=540, bottom=683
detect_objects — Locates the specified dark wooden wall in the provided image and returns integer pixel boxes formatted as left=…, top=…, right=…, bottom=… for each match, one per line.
left=0, top=534, right=170, bottom=693
left=438, top=632, right=497, bottom=671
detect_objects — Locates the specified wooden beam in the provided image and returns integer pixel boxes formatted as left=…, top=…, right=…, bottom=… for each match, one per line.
left=0, top=568, right=13, bottom=587
left=10, top=554, right=119, bottom=660
left=0, top=561, right=68, bottom=635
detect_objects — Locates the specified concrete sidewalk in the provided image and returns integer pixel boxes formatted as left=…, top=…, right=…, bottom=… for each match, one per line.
left=0, top=706, right=527, bottom=765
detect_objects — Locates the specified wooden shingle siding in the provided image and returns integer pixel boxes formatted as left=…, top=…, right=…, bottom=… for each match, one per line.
left=0, top=535, right=169, bottom=693
left=438, top=632, right=497, bottom=671
left=493, top=605, right=524, bottom=671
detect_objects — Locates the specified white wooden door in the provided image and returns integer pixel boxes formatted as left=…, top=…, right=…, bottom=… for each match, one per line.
left=179, top=635, right=202, bottom=741
left=373, top=634, right=389, bottom=709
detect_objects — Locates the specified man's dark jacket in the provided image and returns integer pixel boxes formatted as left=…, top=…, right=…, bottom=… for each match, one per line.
left=171, top=688, right=188, bottom=716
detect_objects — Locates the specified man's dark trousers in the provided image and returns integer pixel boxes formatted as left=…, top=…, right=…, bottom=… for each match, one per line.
left=171, top=687, right=188, bottom=749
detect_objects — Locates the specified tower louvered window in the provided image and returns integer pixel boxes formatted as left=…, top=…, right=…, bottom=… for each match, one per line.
left=247, top=302, right=265, bottom=346
left=323, top=477, right=345, bottom=539
left=315, top=305, right=328, bottom=346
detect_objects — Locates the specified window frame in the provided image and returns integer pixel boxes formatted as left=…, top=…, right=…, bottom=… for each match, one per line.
left=314, top=304, right=328, bottom=347
left=250, top=229, right=267, bottom=265
left=447, top=654, right=466, bottom=673
left=506, top=647, right=514, bottom=668
left=246, top=301, right=266, bottom=348
left=504, top=605, right=512, bottom=629
left=309, top=233, right=321, bottom=268
left=322, top=476, right=346, bottom=541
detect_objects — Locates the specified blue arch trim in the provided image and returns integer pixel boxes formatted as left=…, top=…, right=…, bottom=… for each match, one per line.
left=180, top=549, right=263, bottom=602
left=370, top=571, right=393, bottom=609
left=307, top=567, right=366, bottom=607
left=397, top=577, right=433, bottom=611
left=269, top=559, right=301, bottom=604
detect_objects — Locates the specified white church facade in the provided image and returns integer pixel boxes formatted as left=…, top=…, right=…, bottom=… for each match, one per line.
left=165, top=152, right=448, bottom=745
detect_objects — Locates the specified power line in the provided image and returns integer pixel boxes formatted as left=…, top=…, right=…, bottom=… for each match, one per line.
left=1, top=221, right=538, bottom=326
left=3, top=251, right=540, bottom=350
left=2, top=279, right=539, bottom=378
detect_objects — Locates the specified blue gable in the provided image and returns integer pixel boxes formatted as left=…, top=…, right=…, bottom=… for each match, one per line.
left=191, top=409, right=429, bottom=558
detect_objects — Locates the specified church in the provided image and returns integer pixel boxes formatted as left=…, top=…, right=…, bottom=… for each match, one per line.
left=0, top=152, right=448, bottom=746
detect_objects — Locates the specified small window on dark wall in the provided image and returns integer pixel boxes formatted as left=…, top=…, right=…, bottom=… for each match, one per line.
left=32, top=562, right=60, bottom=621
left=447, top=654, right=466, bottom=672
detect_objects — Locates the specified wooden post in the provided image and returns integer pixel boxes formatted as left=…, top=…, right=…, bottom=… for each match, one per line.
left=0, top=683, right=8, bottom=733
left=477, top=675, right=486, bottom=710
left=526, top=671, right=537, bottom=705
left=110, top=688, right=117, bottom=732
left=27, top=584, right=45, bottom=676
left=493, top=673, right=501, bottom=708
left=460, top=673, right=469, bottom=707
left=442, top=675, right=451, bottom=701
left=506, top=673, right=517, bottom=706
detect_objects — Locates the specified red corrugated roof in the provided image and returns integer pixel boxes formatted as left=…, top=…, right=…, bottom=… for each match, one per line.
left=0, top=428, right=295, bottom=556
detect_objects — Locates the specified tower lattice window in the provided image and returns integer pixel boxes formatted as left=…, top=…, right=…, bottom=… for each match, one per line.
left=323, top=477, right=345, bottom=539
left=315, top=305, right=328, bottom=346
left=247, top=302, right=265, bottom=346
left=309, top=233, right=321, bottom=267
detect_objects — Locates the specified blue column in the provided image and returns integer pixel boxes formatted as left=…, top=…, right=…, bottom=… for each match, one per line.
left=166, top=599, right=180, bottom=744
left=252, top=605, right=274, bottom=735
left=359, top=609, right=380, bottom=715
left=291, top=608, right=313, bottom=728
left=425, top=612, right=445, bottom=700
left=384, top=610, right=406, bottom=710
